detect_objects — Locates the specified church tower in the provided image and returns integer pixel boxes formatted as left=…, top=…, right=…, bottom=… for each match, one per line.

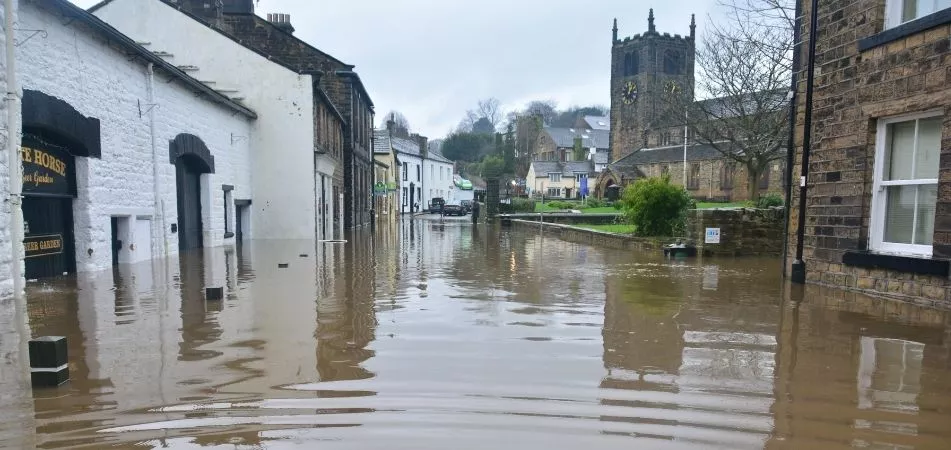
left=610, top=10, right=696, bottom=163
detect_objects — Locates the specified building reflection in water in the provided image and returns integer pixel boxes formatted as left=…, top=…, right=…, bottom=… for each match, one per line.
left=315, top=229, right=377, bottom=382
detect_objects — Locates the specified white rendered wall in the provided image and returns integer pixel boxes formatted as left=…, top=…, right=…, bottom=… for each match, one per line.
left=18, top=2, right=253, bottom=272
left=95, top=0, right=322, bottom=241
left=422, top=159, right=454, bottom=207
left=398, top=153, right=422, bottom=211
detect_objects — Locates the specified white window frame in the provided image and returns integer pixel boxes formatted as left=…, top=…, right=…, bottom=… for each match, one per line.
left=549, top=173, right=562, bottom=183
left=575, top=173, right=588, bottom=182
left=869, top=110, right=943, bottom=257
left=547, top=187, right=562, bottom=198
left=885, top=0, right=951, bottom=28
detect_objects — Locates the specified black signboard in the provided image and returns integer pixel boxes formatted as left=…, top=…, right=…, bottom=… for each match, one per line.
left=21, top=137, right=76, bottom=197
left=24, top=234, right=64, bottom=259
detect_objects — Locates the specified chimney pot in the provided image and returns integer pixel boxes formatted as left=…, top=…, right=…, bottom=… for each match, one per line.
left=267, top=13, right=273, bottom=21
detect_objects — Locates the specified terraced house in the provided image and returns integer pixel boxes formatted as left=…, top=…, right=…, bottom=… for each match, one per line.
left=787, top=0, right=951, bottom=306
left=95, top=0, right=375, bottom=230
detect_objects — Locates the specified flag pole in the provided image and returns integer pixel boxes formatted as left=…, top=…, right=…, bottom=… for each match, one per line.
left=683, top=109, right=688, bottom=185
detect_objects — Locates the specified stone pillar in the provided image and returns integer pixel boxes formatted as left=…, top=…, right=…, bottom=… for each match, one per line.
left=486, top=178, right=500, bottom=218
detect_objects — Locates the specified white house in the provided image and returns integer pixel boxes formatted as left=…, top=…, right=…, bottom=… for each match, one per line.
left=11, top=0, right=256, bottom=281
left=391, top=136, right=423, bottom=214
left=423, top=148, right=455, bottom=207
left=527, top=161, right=597, bottom=199
left=92, top=0, right=339, bottom=241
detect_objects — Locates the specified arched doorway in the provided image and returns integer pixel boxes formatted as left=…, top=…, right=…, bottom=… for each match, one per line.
left=169, top=134, right=215, bottom=251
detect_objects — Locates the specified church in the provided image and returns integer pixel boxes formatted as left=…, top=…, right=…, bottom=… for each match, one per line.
left=596, top=10, right=786, bottom=202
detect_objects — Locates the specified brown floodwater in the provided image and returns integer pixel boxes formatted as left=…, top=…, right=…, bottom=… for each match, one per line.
left=2, top=216, right=951, bottom=449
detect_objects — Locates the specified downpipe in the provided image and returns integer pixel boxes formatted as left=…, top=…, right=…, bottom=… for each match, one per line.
left=6, top=0, right=22, bottom=298
left=782, top=0, right=805, bottom=277
left=146, top=63, right=167, bottom=259
left=791, top=0, right=820, bottom=284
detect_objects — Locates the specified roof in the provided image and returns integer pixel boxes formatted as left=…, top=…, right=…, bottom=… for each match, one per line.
left=529, top=160, right=597, bottom=177
left=584, top=115, right=610, bottom=131
left=427, top=147, right=452, bottom=164
left=543, top=126, right=610, bottom=150
left=58, top=0, right=256, bottom=119
left=391, top=136, right=421, bottom=158
left=373, top=129, right=391, bottom=155
left=593, top=151, right=609, bottom=165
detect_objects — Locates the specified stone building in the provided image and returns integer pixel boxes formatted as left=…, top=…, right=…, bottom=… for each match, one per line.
left=787, top=0, right=951, bottom=306
left=610, top=10, right=696, bottom=163
left=534, top=125, right=610, bottom=164
left=372, top=129, right=399, bottom=219
left=594, top=143, right=786, bottom=201
left=526, top=160, right=598, bottom=199
left=11, top=0, right=255, bottom=282
left=93, top=0, right=347, bottom=241
left=97, top=0, right=375, bottom=230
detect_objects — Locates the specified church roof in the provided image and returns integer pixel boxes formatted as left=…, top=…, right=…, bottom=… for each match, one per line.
left=614, top=143, right=724, bottom=165
left=544, top=127, right=610, bottom=150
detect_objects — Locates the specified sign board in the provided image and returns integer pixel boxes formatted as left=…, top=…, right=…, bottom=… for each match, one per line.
left=24, top=234, right=64, bottom=258
left=20, top=140, right=76, bottom=197
left=705, top=228, right=721, bottom=244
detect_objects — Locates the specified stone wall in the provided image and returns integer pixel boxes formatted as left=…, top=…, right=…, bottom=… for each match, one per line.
left=785, top=0, right=951, bottom=305
left=687, top=207, right=785, bottom=256
left=501, top=213, right=620, bottom=225
left=635, top=158, right=786, bottom=202
left=509, top=219, right=669, bottom=252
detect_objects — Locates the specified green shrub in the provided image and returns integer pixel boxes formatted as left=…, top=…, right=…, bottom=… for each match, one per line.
left=546, top=201, right=574, bottom=210
left=585, top=198, right=604, bottom=208
left=756, top=193, right=784, bottom=209
left=619, top=175, right=694, bottom=236
left=510, top=198, right=536, bottom=213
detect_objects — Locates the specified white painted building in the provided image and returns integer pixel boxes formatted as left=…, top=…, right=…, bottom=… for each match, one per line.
left=92, top=0, right=339, bottom=241
left=12, top=0, right=254, bottom=280
left=422, top=149, right=455, bottom=206
left=391, top=136, right=423, bottom=214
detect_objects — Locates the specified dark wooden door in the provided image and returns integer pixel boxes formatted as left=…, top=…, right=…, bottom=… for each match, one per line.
left=176, top=158, right=203, bottom=250
left=23, top=197, right=74, bottom=279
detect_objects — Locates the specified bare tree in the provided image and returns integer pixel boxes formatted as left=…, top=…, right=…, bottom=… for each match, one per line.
left=383, top=110, right=412, bottom=136
left=523, top=100, right=558, bottom=125
left=476, top=97, right=503, bottom=130
left=666, top=0, right=793, bottom=201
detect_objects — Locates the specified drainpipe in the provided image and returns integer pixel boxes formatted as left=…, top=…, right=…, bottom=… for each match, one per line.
left=791, top=0, right=820, bottom=284
left=146, top=63, right=167, bottom=259
left=782, top=0, right=805, bottom=278
left=6, top=0, right=22, bottom=298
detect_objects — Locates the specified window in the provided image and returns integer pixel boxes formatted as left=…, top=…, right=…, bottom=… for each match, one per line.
left=402, top=187, right=408, bottom=206
left=549, top=173, right=562, bottom=182
left=547, top=187, right=561, bottom=197
left=886, top=0, right=951, bottom=27
left=721, top=162, right=736, bottom=190
left=431, top=165, right=434, bottom=180
left=402, top=162, right=408, bottom=181
left=661, top=165, right=670, bottom=176
left=687, top=163, right=700, bottom=190
left=871, top=113, right=941, bottom=256
left=623, top=52, right=635, bottom=76
left=660, top=132, right=672, bottom=146
left=223, top=185, right=234, bottom=238
left=664, top=50, right=684, bottom=75
left=576, top=173, right=587, bottom=182
left=416, top=165, right=421, bottom=182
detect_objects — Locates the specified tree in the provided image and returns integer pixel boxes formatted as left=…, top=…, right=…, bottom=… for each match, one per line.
left=476, top=98, right=503, bottom=130
left=524, top=100, right=558, bottom=125
left=502, top=123, right=516, bottom=173
left=666, top=0, right=793, bottom=201
left=620, top=175, right=694, bottom=236
left=441, top=132, right=494, bottom=162
left=383, top=110, right=411, bottom=135
left=471, top=117, right=495, bottom=135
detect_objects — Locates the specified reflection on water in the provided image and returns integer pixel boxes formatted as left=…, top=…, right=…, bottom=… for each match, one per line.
left=0, top=217, right=949, bottom=449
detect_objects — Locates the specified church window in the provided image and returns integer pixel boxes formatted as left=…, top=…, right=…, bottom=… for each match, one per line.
left=664, top=50, right=684, bottom=75
left=624, top=52, right=639, bottom=76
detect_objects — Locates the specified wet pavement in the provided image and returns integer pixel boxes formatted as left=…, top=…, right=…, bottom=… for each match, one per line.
left=2, top=216, right=951, bottom=449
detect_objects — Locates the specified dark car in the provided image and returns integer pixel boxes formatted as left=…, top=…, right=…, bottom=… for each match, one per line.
left=460, top=200, right=472, bottom=213
left=442, top=204, right=466, bottom=216
left=430, top=197, right=446, bottom=213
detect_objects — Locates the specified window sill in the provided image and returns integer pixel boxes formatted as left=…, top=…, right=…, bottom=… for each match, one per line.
left=224, top=232, right=235, bottom=239
left=858, top=8, right=951, bottom=51
left=842, top=250, right=949, bottom=277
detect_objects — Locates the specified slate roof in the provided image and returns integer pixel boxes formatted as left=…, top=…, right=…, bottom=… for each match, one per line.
left=391, top=136, right=421, bottom=158
left=530, top=160, right=597, bottom=177
left=614, top=143, right=724, bottom=165
left=544, top=126, right=610, bottom=150
left=593, top=151, right=609, bottom=165
left=584, top=115, right=610, bottom=131
left=427, top=147, right=452, bottom=164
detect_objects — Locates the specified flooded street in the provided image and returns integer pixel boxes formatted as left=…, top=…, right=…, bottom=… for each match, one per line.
left=2, top=217, right=951, bottom=449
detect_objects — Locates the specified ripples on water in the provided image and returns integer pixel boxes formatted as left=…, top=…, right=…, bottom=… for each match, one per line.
left=2, top=217, right=950, bottom=449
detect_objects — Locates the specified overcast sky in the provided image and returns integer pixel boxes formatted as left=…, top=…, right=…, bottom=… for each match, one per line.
left=71, top=0, right=719, bottom=139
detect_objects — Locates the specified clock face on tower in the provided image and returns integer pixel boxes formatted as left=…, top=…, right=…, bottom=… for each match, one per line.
left=622, top=81, right=638, bottom=105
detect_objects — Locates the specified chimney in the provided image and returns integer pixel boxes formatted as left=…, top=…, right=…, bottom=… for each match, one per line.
left=412, top=134, right=429, bottom=159
left=268, top=13, right=295, bottom=34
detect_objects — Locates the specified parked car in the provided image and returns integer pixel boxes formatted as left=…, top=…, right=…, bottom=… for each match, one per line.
left=429, top=197, right=445, bottom=213
left=442, top=204, right=466, bottom=216
left=460, top=200, right=472, bottom=213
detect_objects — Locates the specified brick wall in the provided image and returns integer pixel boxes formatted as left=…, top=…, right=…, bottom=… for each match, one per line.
left=687, top=207, right=785, bottom=256
left=787, top=0, right=951, bottom=304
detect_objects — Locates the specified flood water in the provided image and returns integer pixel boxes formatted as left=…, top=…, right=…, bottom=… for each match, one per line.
left=2, top=216, right=951, bottom=449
